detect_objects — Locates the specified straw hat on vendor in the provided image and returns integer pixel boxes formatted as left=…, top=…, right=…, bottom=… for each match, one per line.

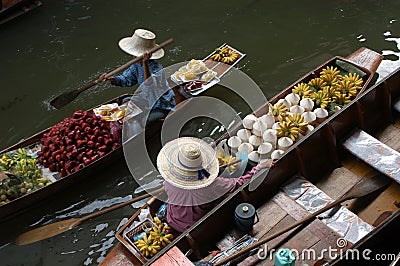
left=156, top=137, right=219, bottom=190
left=118, top=28, right=165, bottom=59
left=156, top=136, right=274, bottom=233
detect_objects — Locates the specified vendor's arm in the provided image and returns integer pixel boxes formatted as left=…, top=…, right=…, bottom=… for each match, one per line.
left=98, top=64, right=139, bottom=87
left=223, top=159, right=275, bottom=193
left=142, top=52, right=152, bottom=83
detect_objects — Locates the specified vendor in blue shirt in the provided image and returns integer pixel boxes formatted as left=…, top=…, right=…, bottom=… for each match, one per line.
left=99, top=29, right=175, bottom=126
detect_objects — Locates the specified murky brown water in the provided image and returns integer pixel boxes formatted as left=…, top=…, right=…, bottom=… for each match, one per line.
left=0, top=0, right=399, bottom=265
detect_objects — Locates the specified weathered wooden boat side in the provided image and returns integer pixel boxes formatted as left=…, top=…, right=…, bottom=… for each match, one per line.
left=99, top=48, right=387, bottom=266
left=0, top=0, right=42, bottom=25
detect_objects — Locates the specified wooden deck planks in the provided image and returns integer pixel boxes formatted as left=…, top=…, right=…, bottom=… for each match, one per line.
left=273, top=192, right=341, bottom=249
left=252, top=201, right=287, bottom=239
left=315, top=167, right=362, bottom=200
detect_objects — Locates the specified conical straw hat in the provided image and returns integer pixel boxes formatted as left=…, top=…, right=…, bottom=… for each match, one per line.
left=118, top=28, right=164, bottom=59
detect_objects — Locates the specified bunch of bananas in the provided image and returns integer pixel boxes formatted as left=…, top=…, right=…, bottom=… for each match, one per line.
left=320, top=66, right=341, bottom=77
left=276, top=121, right=300, bottom=141
left=290, top=64, right=364, bottom=116
left=133, top=217, right=174, bottom=258
left=269, top=102, right=288, bottom=122
left=134, top=233, right=161, bottom=258
left=292, top=83, right=312, bottom=98
left=210, top=46, right=240, bottom=64
left=0, top=148, right=50, bottom=204
left=310, top=90, right=330, bottom=109
left=285, top=113, right=308, bottom=136
left=217, top=152, right=237, bottom=172
left=342, top=73, right=363, bottom=89
left=308, top=78, right=327, bottom=91
left=321, top=73, right=340, bottom=87
left=335, top=93, right=352, bottom=106
left=149, top=223, right=174, bottom=247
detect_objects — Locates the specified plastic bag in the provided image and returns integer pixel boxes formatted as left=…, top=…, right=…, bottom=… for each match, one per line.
left=110, top=121, right=122, bottom=144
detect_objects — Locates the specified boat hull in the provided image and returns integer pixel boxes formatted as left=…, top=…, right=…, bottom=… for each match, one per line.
left=0, top=95, right=130, bottom=220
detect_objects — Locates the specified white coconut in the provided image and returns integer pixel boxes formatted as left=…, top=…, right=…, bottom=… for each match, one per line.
left=314, top=108, right=329, bottom=123
left=272, top=122, right=281, bottom=130
left=258, top=142, right=273, bottom=160
left=248, top=151, right=260, bottom=163
left=306, top=124, right=314, bottom=134
left=289, top=105, right=305, bottom=115
left=243, top=114, right=257, bottom=129
left=258, top=114, right=275, bottom=129
left=285, top=93, right=301, bottom=106
left=314, top=108, right=328, bottom=119
left=258, top=142, right=273, bottom=154
left=271, top=149, right=285, bottom=160
left=237, top=128, right=251, bottom=142
left=252, top=120, right=268, bottom=136
left=278, top=137, right=293, bottom=151
left=300, top=98, right=314, bottom=111
left=334, top=105, right=342, bottom=112
left=249, top=135, right=262, bottom=148
left=227, top=136, right=242, bottom=149
left=301, top=111, right=316, bottom=124
left=262, top=129, right=277, bottom=147
left=277, top=98, right=292, bottom=109
left=251, top=121, right=261, bottom=136
left=238, top=142, right=254, bottom=154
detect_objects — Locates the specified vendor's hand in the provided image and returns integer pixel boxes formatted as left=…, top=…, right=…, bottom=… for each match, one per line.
left=142, top=51, right=152, bottom=64
left=98, top=73, right=114, bottom=82
left=258, top=159, right=276, bottom=169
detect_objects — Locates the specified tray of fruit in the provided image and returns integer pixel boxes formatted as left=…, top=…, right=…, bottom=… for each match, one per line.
left=207, top=44, right=245, bottom=65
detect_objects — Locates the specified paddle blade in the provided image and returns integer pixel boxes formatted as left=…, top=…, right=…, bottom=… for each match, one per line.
left=346, top=174, right=390, bottom=200
left=15, top=218, right=82, bottom=245
left=50, top=90, right=80, bottom=109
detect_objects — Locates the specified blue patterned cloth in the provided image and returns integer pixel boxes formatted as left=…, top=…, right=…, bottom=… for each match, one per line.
left=111, top=60, right=176, bottom=112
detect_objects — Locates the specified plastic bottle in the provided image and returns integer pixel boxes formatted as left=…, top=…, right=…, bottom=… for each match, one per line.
left=156, top=203, right=167, bottom=219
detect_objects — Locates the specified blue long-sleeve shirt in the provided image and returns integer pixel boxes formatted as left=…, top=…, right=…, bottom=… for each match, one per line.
left=111, top=60, right=175, bottom=112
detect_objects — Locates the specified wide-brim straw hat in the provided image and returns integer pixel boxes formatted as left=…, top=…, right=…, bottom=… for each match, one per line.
left=118, top=28, right=164, bottom=59
left=157, top=137, right=219, bottom=190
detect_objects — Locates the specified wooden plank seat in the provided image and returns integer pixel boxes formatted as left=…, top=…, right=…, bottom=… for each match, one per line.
left=342, top=129, right=400, bottom=184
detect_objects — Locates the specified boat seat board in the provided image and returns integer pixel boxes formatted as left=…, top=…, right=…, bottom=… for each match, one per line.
left=342, top=129, right=400, bottom=184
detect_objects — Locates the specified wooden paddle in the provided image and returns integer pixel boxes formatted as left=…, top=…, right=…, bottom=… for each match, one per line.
left=50, top=38, right=174, bottom=109
left=15, top=187, right=164, bottom=246
left=214, top=175, right=389, bottom=266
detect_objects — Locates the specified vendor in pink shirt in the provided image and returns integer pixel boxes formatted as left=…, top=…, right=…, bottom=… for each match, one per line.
left=156, top=137, right=274, bottom=233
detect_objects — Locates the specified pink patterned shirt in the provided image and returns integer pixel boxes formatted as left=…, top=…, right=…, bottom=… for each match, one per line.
left=164, top=166, right=261, bottom=233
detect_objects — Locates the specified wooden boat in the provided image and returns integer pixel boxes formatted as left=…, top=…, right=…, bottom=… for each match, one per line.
left=0, top=0, right=42, bottom=25
left=0, top=94, right=130, bottom=221
left=99, top=47, right=390, bottom=266
left=0, top=44, right=245, bottom=221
